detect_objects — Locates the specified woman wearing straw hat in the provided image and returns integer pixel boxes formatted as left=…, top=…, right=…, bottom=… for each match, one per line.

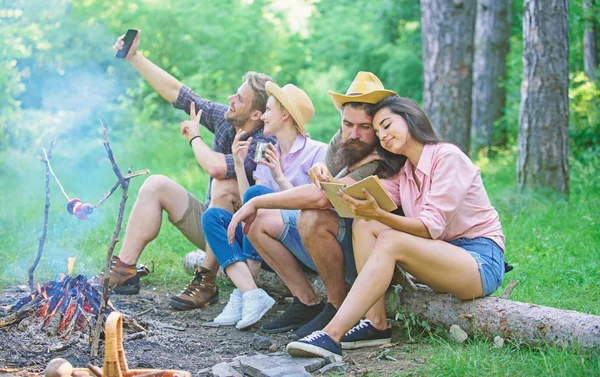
left=200, top=82, right=327, bottom=329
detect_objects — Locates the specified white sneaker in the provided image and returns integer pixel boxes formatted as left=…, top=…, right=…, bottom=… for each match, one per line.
left=213, top=290, right=243, bottom=326
left=236, top=289, right=275, bottom=329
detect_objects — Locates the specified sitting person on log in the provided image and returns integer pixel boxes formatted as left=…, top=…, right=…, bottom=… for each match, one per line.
left=203, top=82, right=328, bottom=329
left=227, top=72, right=400, bottom=338
left=286, top=95, right=506, bottom=361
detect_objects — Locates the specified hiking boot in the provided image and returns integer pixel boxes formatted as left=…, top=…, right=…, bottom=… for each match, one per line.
left=341, top=319, right=392, bottom=349
left=290, top=302, right=337, bottom=340
left=91, top=256, right=139, bottom=295
left=286, top=331, right=342, bottom=362
left=236, top=289, right=275, bottom=330
left=212, top=289, right=243, bottom=326
left=169, top=267, right=219, bottom=310
left=261, top=297, right=325, bottom=334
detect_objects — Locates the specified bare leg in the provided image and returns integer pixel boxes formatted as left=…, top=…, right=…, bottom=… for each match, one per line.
left=323, top=229, right=483, bottom=342
left=351, top=219, right=390, bottom=330
left=298, top=209, right=347, bottom=309
left=118, top=175, right=191, bottom=265
left=246, top=209, right=320, bottom=306
left=224, top=262, right=258, bottom=293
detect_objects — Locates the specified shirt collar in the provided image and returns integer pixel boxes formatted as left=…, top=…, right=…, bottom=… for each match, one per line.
left=402, top=143, right=436, bottom=177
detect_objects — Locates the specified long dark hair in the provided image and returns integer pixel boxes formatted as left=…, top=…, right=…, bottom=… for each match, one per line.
left=370, top=96, right=443, bottom=177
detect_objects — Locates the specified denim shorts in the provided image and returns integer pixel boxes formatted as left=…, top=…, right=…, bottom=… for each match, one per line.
left=448, top=237, right=505, bottom=296
left=277, top=209, right=358, bottom=283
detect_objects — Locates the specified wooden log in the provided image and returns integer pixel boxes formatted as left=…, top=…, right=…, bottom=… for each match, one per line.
left=255, top=266, right=600, bottom=349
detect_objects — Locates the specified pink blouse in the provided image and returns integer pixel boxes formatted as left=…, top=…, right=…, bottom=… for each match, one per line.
left=381, top=143, right=505, bottom=251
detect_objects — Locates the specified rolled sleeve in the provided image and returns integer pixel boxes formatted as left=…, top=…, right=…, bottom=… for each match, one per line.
left=172, top=85, right=228, bottom=134
left=418, top=152, right=478, bottom=239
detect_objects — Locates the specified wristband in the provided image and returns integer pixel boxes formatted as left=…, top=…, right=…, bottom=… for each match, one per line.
left=189, top=135, right=202, bottom=146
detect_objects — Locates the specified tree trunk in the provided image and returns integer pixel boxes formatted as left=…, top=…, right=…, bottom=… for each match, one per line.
left=421, top=0, right=477, bottom=153
left=518, top=0, right=570, bottom=195
left=256, top=268, right=600, bottom=349
left=470, top=0, right=512, bottom=154
left=584, top=0, right=598, bottom=81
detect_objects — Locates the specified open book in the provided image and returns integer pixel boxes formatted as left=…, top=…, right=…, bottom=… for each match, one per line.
left=320, top=175, right=397, bottom=219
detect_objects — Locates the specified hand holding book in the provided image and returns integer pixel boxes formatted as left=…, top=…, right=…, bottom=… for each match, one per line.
left=320, top=175, right=397, bottom=219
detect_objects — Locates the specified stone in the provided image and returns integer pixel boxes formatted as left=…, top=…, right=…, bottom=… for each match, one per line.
left=183, top=250, right=206, bottom=274
left=211, top=362, right=237, bottom=377
left=493, top=335, right=505, bottom=348
left=251, top=335, right=274, bottom=350
left=449, top=324, right=468, bottom=343
left=237, top=354, right=327, bottom=376
left=316, top=361, right=346, bottom=375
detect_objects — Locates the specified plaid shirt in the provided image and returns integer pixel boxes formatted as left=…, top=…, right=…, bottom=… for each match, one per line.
left=173, top=85, right=276, bottom=202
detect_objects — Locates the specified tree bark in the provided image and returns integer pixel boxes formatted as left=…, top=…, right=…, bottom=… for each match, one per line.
left=584, top=0, right=598, bottom=81
left=421, top=0, right=477, bottom=153
left=256, top=268, right=600, bottom=349
left=470, top=0, right=512, bottom=154
left=518, top=0, right=570, bottom=195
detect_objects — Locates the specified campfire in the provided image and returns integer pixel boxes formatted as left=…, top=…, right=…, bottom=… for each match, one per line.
left=0, top=271, right=114, bottom=338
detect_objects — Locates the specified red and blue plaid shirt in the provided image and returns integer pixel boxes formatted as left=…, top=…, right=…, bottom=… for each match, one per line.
left=173, top=85, right=276, bottom=202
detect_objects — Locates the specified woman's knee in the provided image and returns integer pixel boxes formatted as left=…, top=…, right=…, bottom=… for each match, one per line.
left=373, top=230, right=412, bottom=263
left=243, top=185, right=273, bottom=203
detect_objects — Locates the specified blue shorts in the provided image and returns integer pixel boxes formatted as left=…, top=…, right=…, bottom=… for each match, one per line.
left=277, top=209, right=358, bottom=283
left=449, top=237, right=505, bottom=296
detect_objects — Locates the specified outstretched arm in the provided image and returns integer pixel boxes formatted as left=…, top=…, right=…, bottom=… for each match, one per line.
left=114, top=31, right=182, bottom=103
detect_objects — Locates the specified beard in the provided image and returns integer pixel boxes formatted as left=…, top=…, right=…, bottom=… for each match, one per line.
left=225, top=110, right=250, bottom=128
left=333, top=137, right=376, bottom=169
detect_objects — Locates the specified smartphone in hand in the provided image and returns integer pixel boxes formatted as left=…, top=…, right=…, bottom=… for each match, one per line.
left=115, top=29, right=138, bottom=59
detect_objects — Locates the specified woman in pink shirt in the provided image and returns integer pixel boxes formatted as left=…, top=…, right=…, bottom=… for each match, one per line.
left=287, top=95, right=506, bottom=361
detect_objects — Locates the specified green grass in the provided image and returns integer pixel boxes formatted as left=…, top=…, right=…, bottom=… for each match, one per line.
left=1, top=129, right=598, bottom=376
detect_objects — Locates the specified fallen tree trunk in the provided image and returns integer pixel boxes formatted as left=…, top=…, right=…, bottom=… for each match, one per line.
left=254, top=267, right=600, bottom=349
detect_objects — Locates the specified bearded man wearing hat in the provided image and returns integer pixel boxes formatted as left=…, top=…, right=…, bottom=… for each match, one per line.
left=99, top=31, right=276, bottom=311
left=200, top=82, right=327, bottom=329
left=227, top=72, right=399, bottom=338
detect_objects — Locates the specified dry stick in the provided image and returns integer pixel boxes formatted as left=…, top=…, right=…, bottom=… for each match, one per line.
left=90, top=123, right=146, bottom=357
left=94, top=169, right=149, bottom=208
left=28, top=142, right=56, bottom=292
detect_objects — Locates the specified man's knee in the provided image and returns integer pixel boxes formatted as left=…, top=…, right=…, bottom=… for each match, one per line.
left=248, top=209, right=284, bottom=240
left=297, top=209, right=338, bottom=238
left=201, top=207, right=229, bottom=229
left=211, top=178, right=239, bottom=206
left=138, top=174, right=173, bottom=199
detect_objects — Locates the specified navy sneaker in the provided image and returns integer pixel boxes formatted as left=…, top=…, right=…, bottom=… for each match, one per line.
left=290, top=302, right=337, bottom=340
left=341, top=319, right=392, bottom=349
left=286, top=331, right=342, bottom=362
left=261, top=297, right=325, bottom=333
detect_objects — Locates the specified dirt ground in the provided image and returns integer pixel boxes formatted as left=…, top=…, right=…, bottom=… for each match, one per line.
left=0, top=285, right=423, bottom=376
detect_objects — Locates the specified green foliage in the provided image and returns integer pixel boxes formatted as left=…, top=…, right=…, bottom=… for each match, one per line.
left=569, top=73, right=600, bottom=154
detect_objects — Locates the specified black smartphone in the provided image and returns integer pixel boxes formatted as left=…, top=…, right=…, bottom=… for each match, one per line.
left=115, top=29, right=138, bottom=59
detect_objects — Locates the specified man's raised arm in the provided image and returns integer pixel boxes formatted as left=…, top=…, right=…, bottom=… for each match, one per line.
left=114, top=31, right=182, bottom=103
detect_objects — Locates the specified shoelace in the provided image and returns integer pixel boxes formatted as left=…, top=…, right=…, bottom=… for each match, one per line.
left=346, top=319, right=371, bottom=335
left=221, top=294, right=242, bottom=314
left=301, top=330, right=327, bottom=342
left=181, top=271, right=207, bottom=296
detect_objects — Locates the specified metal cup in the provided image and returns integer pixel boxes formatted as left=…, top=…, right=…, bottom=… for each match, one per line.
left=254, top=142, right=270, bottom=162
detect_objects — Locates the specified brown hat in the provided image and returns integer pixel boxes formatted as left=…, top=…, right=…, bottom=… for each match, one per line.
left=328, top=71, right=397, bottom=110
left=266, top=81, right=315, bottom=136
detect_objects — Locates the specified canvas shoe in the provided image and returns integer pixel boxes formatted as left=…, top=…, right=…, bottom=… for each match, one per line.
left=341, top=319, right=392, bottom=349
left=169, top=267, right=219, bottom=310
left=261, top=297, right=325, bottom=333
left=236, top=289, right=275, bottom=330
left=212, top=289, right=243, bottom=326
left=290, top=302, right=337, bottom=340
left=286, top=331, right=342, bottom=362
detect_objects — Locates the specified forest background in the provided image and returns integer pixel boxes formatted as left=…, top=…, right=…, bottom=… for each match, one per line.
left=0, top=0, right=599, bottom=375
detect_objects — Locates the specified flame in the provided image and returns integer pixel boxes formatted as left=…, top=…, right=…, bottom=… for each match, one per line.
left=59, top=273, right=65, bottom=282
left=42, top=287, right=48, bottom=300
left=37, top=283, right=42, bottom=294
left=67, top=257, right=76, bottom=276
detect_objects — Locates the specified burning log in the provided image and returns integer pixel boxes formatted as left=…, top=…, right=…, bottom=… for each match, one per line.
left=0, top=274, right=114, bottom=337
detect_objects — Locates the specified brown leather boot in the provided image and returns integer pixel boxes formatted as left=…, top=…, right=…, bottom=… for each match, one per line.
left=91, top=255, right=140, bottom=295
left=169, top=267, right=219, bottom=310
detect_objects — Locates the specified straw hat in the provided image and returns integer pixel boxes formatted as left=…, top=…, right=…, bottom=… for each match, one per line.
left=266, top=81, right=315, bottom=136
left=328, top=71, right=397, bottom=110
